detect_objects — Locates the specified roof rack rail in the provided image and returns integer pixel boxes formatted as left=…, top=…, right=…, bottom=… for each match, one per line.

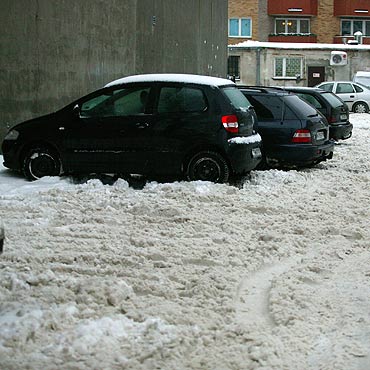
left=236, top=85, right=287, bottom=93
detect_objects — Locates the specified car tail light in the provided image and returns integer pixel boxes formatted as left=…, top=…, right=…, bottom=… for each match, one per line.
left=222, top=115, right=239, bottom=133
left=292, top=129, right=312, bottom=143
left=328, top=116, right=337, bottom=123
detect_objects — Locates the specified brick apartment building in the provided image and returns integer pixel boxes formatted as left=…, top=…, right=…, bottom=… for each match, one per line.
left=228, top=0, right=370, bottom=45
left=228, top=0, right=370, bottom=86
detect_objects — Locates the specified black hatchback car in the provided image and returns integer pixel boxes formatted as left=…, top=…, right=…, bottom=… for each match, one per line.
left=238, top=86, right=334, bottom=168
left=282, top=86, right=353, bottom=141
left=2, top=74, right=262, bottom=183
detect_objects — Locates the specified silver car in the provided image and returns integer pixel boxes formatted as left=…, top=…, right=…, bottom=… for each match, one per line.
left=316, top=81, right=370, bottom=113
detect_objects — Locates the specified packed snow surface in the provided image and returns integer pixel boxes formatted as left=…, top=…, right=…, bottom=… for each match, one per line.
left=0, top=114, right=369, bottom=370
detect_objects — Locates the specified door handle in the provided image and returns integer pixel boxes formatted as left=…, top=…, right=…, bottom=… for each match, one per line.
left=136, top=122, right=149, bottom=129
left=350, top=95, right=355, bottom=98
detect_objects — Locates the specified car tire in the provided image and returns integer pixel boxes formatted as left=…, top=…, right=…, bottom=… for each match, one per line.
left=23, top=147, right=61, bottom=181
left=353, top=102, right=369, bottom=113
left=186, top=151, right=230, bottom=183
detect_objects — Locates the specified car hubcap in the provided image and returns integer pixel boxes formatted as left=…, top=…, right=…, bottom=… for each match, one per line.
left=193, top=158, right=220, bottom=181
left=355, top=104, right=366, bottom=113
left=29, top=153, right=56, bottom=179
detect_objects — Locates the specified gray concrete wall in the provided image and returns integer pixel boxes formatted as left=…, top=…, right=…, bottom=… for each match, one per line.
left=135, top=0, right=227, bottom=77
left=0, top=0, right=228, bottom=144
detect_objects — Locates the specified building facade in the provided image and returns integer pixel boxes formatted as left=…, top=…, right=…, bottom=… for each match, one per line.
left=228, top=0, right=370, bottom=45
left=0, top=0, right=227, bottom=141
left=228, top=0, right=370, bottom=86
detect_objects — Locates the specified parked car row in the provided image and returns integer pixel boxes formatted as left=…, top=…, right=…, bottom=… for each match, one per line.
left=2, top=73, right=354, bottom=184
left=317, top=81, right=370, bottom=114
left=1, top=74, right=262, bottom=184
left=238, top=86, right=335, bottom=169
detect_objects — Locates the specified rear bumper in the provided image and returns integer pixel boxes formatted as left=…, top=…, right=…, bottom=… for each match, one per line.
left=227, top=133, right=263, bottom=173
left=266, top=140, right=335, bottom=166
left=329, top=122, right=353, bottom=141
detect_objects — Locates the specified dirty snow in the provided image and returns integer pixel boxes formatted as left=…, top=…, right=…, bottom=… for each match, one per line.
left=0, top=114, right=369, bottom=370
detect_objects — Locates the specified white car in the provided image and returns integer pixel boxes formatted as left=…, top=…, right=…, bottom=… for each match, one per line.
left=316, top=81, right=370, bottom=113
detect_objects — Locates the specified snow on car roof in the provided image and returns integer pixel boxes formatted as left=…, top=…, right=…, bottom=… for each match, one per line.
left=104, top=73, right=234, bottom=88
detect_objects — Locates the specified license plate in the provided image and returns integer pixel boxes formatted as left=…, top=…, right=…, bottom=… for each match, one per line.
left=340, top=114, right=347, bottom=120
left=316, top=131, right=325, bottom=141
left=252, top=147, right=262, bottom=158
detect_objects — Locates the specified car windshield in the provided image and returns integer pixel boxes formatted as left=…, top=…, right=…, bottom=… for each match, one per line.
left=222, top=87, right=252, bottom=110
left=321, top=92, right=345, bottom=108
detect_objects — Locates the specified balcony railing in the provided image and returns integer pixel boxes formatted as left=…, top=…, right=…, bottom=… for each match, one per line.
left=333, top=35, right=370, bottom=45
left=268, top=0, right=318, bottom=16
left=334, top=0, right=370, bottom=16
left=268, top=34, right=317, bottom=43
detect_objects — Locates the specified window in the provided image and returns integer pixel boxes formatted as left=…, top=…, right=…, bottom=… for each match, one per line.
left=227, top=56, right=240, bottom=80
left=246, top=95, right=297, bottom=121
left=336, top=83, right=354, bottom=94
left=319, top=83, right=334, bottom=92
left=274, top=57, right=303, bottom=78
left=80, top=87, right=150, bottom=118
left=341, top=19, right=370, bottom=36
left=297, top=93, right=323, bottom=109
left=275, top=18, right=310, bottom=34
left=229, top=18, right=252, bottom=37
left=222, top=87, right=251, bottom=110
left=157, top=87, right=207, bottom=113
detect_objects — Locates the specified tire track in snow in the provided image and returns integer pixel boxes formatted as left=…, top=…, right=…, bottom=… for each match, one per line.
left=235, top=258, right=299, bottom=330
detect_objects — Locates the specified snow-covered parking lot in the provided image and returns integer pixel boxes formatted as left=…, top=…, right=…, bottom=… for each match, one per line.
left=0, top=114, right=369, bottom=370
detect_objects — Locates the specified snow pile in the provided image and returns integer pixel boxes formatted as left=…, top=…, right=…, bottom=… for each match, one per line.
left=0, top=114, right=369, bottom=369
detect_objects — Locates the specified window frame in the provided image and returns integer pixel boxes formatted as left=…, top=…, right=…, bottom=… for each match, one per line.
left=274, top=18, right=310, bottom=34
left=273, top=57, right=304, bottom=80
left=341, top=19, right=370, bottom=36
left=227, top=55, right=240, bottom=80
left=228, top=17, right=252, bottom=38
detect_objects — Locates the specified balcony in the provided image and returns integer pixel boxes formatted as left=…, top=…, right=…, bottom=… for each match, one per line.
left=268, top=0, right=318, bottom=16
left=268, top=34, right=317, bottom=43
left=333, top=35, right=370, bottom=44
left=334, top=0, right=370, bottom=16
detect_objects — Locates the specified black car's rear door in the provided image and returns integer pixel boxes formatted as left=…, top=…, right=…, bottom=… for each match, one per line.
left=144, top=84, right=212, bottom=174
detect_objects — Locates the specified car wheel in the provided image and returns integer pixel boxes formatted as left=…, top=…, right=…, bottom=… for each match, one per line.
left=353, top=102, right=369, bottom=113
left=186, top=151, right=230, bottom=183
left=23, top=147, right=61, bottom=181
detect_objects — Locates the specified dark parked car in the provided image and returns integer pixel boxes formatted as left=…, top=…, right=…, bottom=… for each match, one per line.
left=282, top=86, right=352, bottom=141
left=2, top=74, right=262, bottom=183
left=238, top=86, right=335, bottom=168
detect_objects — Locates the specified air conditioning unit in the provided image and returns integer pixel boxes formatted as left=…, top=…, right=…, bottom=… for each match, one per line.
left=330, top=51, right=348, bottom=66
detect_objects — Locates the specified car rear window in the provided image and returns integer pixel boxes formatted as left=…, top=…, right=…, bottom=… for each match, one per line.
left=285, top=95, right=319, bottom=118
left=321, top=92, right=345, bottom=108
left=245, top=95, right=297, bottom=121
left=296, top=93, right=323, bottom=109
left=222, top=87, right=252, bottom=110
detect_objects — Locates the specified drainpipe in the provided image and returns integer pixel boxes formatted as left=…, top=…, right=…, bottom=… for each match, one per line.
left=256, top=48, right=261, bottom=85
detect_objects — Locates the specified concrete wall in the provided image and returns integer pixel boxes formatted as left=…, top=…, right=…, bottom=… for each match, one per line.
left=229, top=45, right=370, bottom=86
left=0, top=0, right=227, bottom=143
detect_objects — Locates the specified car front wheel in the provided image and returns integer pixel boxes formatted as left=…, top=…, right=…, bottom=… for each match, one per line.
left=23, top=147, right=61, bottom=181
left=353, top=102, right=369, bottom=113
left=186, top=151, right=230, bottom=183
